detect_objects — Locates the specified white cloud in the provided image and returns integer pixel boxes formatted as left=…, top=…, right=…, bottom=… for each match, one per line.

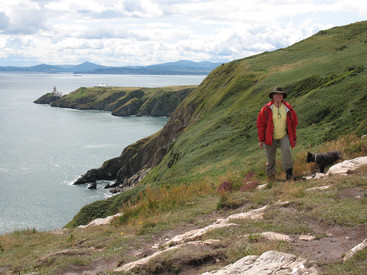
left=0, top=0, right=46, bottom=34
left=0, top=0, right=366, bottom=66
left=0, top=12, right=9, bottom=30
left=44, top=0, right=104, bottom=14
left=119, top=0, right=163, bottom=17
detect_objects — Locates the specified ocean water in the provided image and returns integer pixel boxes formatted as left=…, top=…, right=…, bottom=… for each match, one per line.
left=0, top=73, right=205, bottom=234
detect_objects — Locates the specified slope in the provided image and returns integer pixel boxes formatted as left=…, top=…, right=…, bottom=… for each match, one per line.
left=144, top=20, right=367, bottom=185
left=68, top=21, right=367, bottom=226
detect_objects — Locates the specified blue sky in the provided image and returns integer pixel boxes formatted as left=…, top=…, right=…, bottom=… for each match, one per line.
left=0, top=0, right=366, bottom=66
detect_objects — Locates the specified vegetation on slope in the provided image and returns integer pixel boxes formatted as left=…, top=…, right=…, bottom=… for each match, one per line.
left=1, top=21, right=367, bottom=274
left=0, top=135, right=366, bottom=274
left=147, top=22, right=367, bottom=185
left=67, top=21, right=367, bottom=228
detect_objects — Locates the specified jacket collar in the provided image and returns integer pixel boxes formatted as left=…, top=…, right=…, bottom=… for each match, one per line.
left=266, top=100, right=291, bottom=112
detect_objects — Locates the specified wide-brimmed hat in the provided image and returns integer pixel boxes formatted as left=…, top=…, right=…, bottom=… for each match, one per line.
left=269, top=86, right=287, bottom=99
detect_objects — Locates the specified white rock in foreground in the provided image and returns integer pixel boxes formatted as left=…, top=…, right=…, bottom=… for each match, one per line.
left=115, top=239, right=220, bottom=272
left=164, top=204, right=272, bottom=247
left=202, top=250, right=318, bottom=275
left=326, top=156, right=367, bottom=176
left=343, top=239, right=367, bottom=261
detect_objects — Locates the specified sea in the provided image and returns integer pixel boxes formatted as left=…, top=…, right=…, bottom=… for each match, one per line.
left=0, top=73, right=206, bottom=234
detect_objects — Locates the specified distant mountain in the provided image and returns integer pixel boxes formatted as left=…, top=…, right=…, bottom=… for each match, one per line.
left=0, top=60, right=222, bottom=75
left=71, top=62, right=106, bottom=72
left=74, top=60, right=222, bottom=75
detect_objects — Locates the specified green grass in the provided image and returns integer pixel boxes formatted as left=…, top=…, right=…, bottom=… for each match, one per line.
left=322, top=248, right=367, bottom=274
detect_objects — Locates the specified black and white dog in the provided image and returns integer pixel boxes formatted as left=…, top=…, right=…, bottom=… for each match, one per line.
left=306, top=151, right=342, bottom=173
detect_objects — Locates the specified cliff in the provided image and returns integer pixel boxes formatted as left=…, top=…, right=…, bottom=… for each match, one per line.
left=34, top=85, right=195, bottom=117
left=34, top=92, right=62, bottom=104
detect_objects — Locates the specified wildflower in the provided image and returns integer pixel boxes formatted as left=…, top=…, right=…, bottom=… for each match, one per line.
left=241, top=181, right=259, bottom=192
left=217, top=181, right=233, bottom=192
left=243, top=172, right=254, bottom=183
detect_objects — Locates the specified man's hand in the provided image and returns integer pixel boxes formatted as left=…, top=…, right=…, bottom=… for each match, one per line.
left=259, top=142, right=264, bottom=150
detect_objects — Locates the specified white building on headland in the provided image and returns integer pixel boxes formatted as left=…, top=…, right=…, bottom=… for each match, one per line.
left=53, top=86, right=62, bottom=97
left=95, top=83, right=108, bottom=87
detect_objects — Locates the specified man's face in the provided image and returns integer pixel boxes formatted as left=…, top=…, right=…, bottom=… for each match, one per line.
left=273, top=93, right=283, bottom=102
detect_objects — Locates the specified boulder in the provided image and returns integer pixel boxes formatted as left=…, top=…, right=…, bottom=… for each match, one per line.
left=202, top=250, right=319, bottom=275
left=304, top=156, right=367, bottom=180
left=77, top=213, right=123, bottom=229
left=326, top=156, right=367, bottom=176
left=88, top=182, right=97, bottom=189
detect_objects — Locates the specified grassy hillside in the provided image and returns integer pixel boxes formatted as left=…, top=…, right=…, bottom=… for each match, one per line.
left=65, top=21, right=367, bottom=227
left=144, top=21, right=367, bottom=185
left=1, top=21, right=367, bottom=274
left=1, top=141, right=366, bottom=273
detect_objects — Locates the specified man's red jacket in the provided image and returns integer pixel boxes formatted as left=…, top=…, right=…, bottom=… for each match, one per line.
left=257, top=100, right=298, bottom=148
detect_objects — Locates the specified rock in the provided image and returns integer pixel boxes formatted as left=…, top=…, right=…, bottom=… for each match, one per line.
left=34, top=92, right=62, bottom=104
left=77, top=213, right=123, bottom=229
left=259, top=232, right=292, bottom=242
left=163, top=204, right=280, bottom=247
left=73, top=104, right=196, bottom=190
left=88, top=182, right=97, bottom=189
left=304, top=173, right=327, bottom=180
left=111, top=97, right=144, bottom=116
left=115, top=239, right=221, bottom=273
left=343, top=238, right=367, bottom=261
left=299, top=235, right=316, bottom=241
left=257, top=183, right=268, bottom=190
left=306, top=185, right=332, bottom=191
left=225, top=204, right=269, bottom=221
left=104, top=181, right=119, bottom=189
left=244, top=232, right=293, bottom=242
left=137, top=88, right=192, bottom=116
left=326, top=156, right=367, bottom=176
left=202, top=250, right=319, bottom=275
left=164, top=222, right=237, bottom=247
left=304, top=156, right=367, bottom=180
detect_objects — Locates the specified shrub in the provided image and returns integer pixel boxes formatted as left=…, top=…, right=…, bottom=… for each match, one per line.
left=216, top=181, right=233, bottom=193
left=240, top=181, right=260, bottom=192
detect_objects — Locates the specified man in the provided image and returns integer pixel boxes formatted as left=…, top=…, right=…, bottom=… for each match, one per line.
left=257, top=87, right=298, bottom=181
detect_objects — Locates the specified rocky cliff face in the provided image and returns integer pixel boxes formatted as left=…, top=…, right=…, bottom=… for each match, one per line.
left=73, top=103, right=196, bottom=190
left=34, top=92, right=62, bottom=104
left=34, top=85, right=197, bottom=191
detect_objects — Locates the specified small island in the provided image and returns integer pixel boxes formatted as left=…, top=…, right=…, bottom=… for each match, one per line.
left=34, top=85, right=196, bottom=117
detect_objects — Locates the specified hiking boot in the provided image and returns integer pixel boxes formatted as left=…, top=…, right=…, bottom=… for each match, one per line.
left=286, top=168, right=293, bottom=181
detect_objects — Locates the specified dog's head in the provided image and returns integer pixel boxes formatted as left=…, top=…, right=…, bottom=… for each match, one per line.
left=306, top=152, right=315, bottom=163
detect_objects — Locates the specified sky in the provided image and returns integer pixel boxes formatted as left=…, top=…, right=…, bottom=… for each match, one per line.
left=0, top=0, right=366, bottom=67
